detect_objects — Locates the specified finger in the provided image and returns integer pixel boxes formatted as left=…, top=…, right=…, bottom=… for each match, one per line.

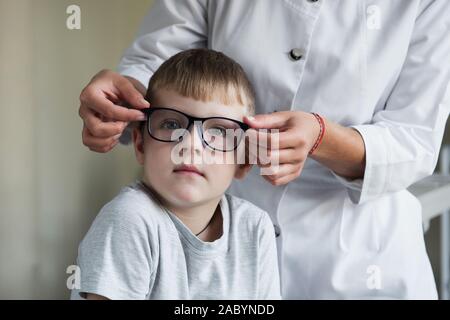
left=247, top=129, right=300, bottom=151
left=244, top=112, right=289, bottom=129
left=264, top=171, right=301, bottom=186
left=263, top=163, right=303, bottom=184
left=80, top=87, right=146, bottom=122
left=108, top=139, right=120, bottom=150
left=82, top=125, right=121, bottom=153
left=268, top=148, right=305, bottom=165
left=114, top=77, right=150, bottom=110
left=261, top=163, right=299, bottom=178
left=80, top=105, right=128, bottom=138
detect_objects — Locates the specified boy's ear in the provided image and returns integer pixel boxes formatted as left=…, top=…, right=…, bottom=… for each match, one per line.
left=234, top=164, right=253, bottom=180
left=234, top=133, right=253, bottom=180
left=132, top=126, right=145, bottom=166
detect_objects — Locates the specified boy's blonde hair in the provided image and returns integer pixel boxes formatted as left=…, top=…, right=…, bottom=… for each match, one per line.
left=145, top=48, right=256, bottom=115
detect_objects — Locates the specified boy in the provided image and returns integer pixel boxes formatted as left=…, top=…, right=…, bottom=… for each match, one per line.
left=71, top=49, right=281, bottom=300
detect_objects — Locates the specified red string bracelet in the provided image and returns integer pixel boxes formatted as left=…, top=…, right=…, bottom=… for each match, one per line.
left=308, top=113, right=326, bottom=156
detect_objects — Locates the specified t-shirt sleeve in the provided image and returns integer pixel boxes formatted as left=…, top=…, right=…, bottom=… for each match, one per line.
left=257, top=213, right=282, bottom=300
left=76, top=203, right=153, bottom=300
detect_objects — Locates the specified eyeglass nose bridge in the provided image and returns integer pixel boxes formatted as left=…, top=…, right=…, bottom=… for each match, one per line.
left=178, top=120, right=208, bottom=150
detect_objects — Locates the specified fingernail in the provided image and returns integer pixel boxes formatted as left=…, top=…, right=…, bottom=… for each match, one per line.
left=247, top=116, right=255, bottom=122
left=114, top=134, right=122, bottom=140
left=137, top=113, right=146, bottom=121
left=141, top=98, right=150, bottom=106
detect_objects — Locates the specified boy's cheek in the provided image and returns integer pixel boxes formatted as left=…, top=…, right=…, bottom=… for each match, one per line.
left=144, top=145, right=176, bottom=174
left=207, top=163, right=240, bottom=184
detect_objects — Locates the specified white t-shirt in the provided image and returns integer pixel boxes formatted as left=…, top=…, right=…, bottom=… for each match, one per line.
left=71, top=181, right=281, bottom=300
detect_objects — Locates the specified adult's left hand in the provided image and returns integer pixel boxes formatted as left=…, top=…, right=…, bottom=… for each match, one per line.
left=244, top=111, right=321, bottom=186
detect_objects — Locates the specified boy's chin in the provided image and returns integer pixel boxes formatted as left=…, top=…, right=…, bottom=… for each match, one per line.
left=165, top=188, right=217, bottom=208
left=170, top=191, right=207, bottom=206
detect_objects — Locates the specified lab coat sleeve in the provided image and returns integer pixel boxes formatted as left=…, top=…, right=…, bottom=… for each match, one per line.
left=116, top=0, right=208, bottom=88
left=331, top=0, right=450, bottom=205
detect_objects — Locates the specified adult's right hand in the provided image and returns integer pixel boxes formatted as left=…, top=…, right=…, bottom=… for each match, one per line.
left=79, top=69, right=150, bottom=152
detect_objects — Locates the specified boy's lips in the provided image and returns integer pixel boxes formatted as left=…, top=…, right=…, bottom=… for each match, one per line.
left=173, top=164, right=205, bottom=177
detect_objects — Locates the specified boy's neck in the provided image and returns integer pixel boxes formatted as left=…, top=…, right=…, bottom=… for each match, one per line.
left=168, top=197, right=223, bottom=242
left=139, top=180, right=223, bottom=242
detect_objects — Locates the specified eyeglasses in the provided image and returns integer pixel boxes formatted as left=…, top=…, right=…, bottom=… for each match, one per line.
left=141, top=107, right=250, bottom=152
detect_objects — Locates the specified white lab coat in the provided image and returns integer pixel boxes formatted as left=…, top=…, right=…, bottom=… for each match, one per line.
left=117, top=0, right=450, bottom=299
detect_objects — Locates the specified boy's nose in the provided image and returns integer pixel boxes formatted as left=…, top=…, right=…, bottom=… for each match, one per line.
left=179, top=121, right=204, bottom=155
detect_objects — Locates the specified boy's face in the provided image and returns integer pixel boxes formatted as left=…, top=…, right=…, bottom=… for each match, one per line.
left=133, top=89, right=251, bottom=209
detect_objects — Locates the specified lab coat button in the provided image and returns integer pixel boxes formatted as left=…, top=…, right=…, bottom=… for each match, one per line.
left=289, top=48, right=303, bottom=61
left=274, top=224, right=281, bottom=238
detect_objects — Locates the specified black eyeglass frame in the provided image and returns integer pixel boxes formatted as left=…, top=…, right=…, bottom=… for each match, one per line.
left=141, top=107, right=250, bottom=152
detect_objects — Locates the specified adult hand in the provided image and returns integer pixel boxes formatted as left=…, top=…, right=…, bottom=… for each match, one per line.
left=244, top=111, right=321, bottom=186
left=78, top=70, right=149, bottom=152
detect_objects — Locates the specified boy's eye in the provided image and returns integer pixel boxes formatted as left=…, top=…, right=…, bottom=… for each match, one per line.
left=160, top=119, right=182, bottom=130
left=208, top=127, right=227, bottom=137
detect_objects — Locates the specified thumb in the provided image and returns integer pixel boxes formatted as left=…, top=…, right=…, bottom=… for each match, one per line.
left=244, top=112, right=287, bottom=129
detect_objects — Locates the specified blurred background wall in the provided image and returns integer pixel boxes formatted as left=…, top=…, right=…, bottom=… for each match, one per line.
left=0, top=0, right=447, bottom=299
left=0, top=0, right=153, bottom=299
